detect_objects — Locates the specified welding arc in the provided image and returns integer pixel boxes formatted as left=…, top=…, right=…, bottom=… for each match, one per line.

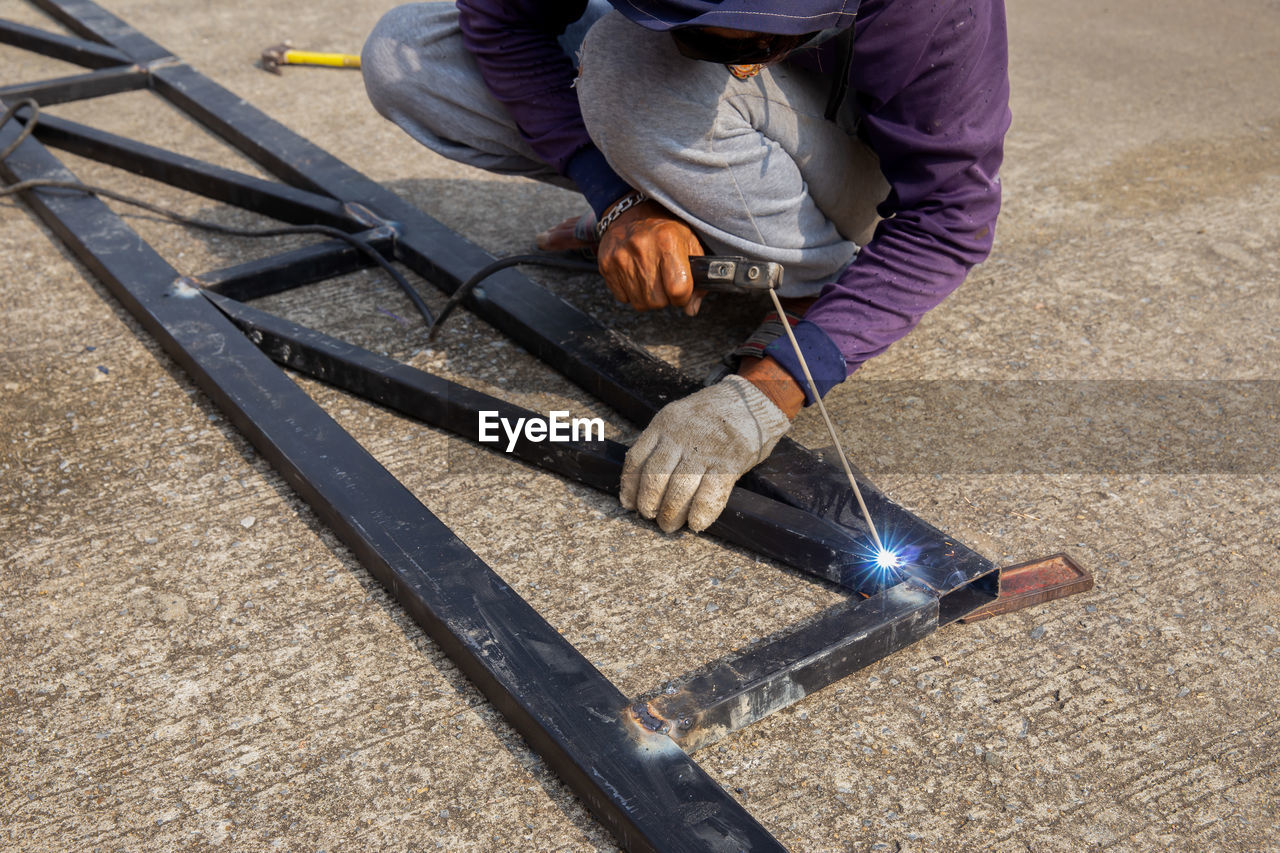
left=767, top=287, right=885, bottom=554
left=4, top=97, right=883, bottom=550
left=430, top=241, right=887, bottom=551
left=0, top=99, right=432, bottom=327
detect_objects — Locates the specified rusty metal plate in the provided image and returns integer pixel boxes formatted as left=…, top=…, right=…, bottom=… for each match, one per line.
left=959, top=553, right=1093, bottom=622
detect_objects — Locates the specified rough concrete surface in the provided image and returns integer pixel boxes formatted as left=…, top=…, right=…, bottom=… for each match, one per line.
left=2, top=1, right=1278, bottom=850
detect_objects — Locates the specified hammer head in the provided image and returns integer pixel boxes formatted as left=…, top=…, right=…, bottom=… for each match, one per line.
left=260, top=42, right=291, bottom=74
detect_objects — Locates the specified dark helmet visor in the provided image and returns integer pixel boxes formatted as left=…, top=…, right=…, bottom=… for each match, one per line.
left=610, top=0, right=859, bottom=36
left=669, top=27, right=820, bottom=65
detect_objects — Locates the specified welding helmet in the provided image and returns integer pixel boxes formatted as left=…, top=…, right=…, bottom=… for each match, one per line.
left=606, top=0, right=861, bottom=118
left=605, top=0, right=861, bottom=35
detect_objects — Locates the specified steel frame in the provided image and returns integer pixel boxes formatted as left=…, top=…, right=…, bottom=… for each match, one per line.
left=2, top=2, right=1090, bottom=849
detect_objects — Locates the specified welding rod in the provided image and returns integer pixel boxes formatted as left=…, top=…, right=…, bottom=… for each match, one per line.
left=766, top=287, right=885, bottom=553
left=685, top=257, right=886, bottom=553
left=428, top=251, right=887, bottom=552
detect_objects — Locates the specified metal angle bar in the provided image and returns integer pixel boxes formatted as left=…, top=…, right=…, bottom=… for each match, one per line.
left=636, top=583, right=941, bottom=753
left=0, top=64, right=147, bottom=106
left=204, top=290, right=880, bottom=592
left=50, top=11, right=829, bottom=435
left=29, top=0, right=172, bottom=65
left=25, top=0, right=997, bottom=586
left=195, top=229, right=394, bottom=301
left=20, top=109, right=357, bottom=229
left=138, top=58, right=691, bottom=442
left=960, top=553, right=1093, bottom=623
left=39, top=0, right=997, bottom=595
left=0, top=18, right=131, bottom=68
left=735, top=445, right=995, bottom=595
left=152, top=57, right=997, bottom=593
left=1, top=110, right=786, bottom=853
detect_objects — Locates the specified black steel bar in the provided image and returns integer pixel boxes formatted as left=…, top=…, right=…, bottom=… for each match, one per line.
left=151, top=55, right=997, bottom=592
left=29, top=0, right=172, bottom=65
left=0, top=18, right=131, bottom=68
left=732, top=444, right=995, bottom=594
left=204, top=293, right=1003, bottom=755
left=1, top=6, right=1087, bottom=848
left=637, top=583, right=941, bottom=752
left=0, top=64, right=147, bottom=106
left=44, top=0, right=996, bottom=595
left=152, top=61, right=337, bottom=197
left=2, top=109, right=786, bottom=853
left=20, top=109, right=357, bottom=229
left=204, top=290, right=885, bottom=592
left=195, top=229, right=393, bottom=301
left=937, top=580, right=1002, bottom=626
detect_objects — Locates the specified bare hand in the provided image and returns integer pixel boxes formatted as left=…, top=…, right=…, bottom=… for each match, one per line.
left=597, top=200, right=706, bottom=316
left=535, top=213, right=595, bottom=254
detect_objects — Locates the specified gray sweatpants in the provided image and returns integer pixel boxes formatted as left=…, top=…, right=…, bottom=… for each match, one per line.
left=361, top=3, right=887, bottom=296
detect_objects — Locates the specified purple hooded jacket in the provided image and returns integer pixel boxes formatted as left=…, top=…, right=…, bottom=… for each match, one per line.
left=456, top=0, right=1011, bottom=399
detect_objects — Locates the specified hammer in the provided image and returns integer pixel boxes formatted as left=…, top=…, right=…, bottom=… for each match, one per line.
left=260, top=42, right=361, bottom=74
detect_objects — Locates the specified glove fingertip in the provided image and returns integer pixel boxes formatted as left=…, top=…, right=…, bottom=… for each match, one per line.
left=687, top=512, right=715, bottom=533
left=634, top=437, right=682, bottom=520
left=618, top=469, right=636, bottom=510
left=620, top=431, right=660, bottom=510
left=687, top=470, right=735, bottom=533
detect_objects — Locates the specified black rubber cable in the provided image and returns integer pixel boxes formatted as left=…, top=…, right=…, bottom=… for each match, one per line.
left=2, top=98, right=610, bottom=340
left=426, top=252, right=599, bottom=341
left=0, top=99, right=38, bottom=162
left=1, top=98, right=435, bottom=326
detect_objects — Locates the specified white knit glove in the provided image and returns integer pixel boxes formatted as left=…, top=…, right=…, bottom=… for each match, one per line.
left=620, top=374, right=792, bottom=533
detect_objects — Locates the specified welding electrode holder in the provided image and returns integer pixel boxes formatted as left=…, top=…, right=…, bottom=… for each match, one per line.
left=427, top=254, right=782, bottom=341
left=689, top=256, right=784, bottom=294
left=695, top=256, right=888, bottom=554
left=427, top=248, right=884, bottom=550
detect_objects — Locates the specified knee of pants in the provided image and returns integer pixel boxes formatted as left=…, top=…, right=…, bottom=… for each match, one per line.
left=361, top=3, right=457, bottom=124
left=361, top=5, right=414, bottom=120
left=576, top=13, right=722, bottom=182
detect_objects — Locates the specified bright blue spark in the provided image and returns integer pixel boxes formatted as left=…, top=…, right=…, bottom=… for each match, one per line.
left=845, top=528, right=919, bottom=595
left=875, top=548, right=902, bottom=571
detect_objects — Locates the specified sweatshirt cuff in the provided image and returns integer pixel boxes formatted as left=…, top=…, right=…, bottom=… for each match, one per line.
left=763, top=320, right=847, bottom=405
left=564, top=146, right=634, bottom=218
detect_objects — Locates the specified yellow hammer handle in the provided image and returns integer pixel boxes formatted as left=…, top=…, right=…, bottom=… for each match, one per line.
left=282, top=50, right=361, bottom=69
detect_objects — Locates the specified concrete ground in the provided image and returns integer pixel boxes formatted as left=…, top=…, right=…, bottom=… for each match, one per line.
left=2, top=0, right=1277, bottom=850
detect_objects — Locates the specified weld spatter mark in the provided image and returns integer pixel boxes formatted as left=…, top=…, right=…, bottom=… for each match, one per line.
left=628, top=702, right=670, bottom=735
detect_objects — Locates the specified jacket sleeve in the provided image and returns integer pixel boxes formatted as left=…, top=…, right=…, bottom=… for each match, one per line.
left=456, top=0, right=631, bottom=215
left=765, top=0, right=1012, bottom=400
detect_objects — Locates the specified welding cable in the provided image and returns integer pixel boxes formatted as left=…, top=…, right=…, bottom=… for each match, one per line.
left=0, top=99, right=39, bottom=162
left=426, top=252, right=599, bottom=341
left=0, top=99, right=433, bottom=326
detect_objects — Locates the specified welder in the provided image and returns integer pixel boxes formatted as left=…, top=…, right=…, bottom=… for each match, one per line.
left=361, top=0, right=1011, bottom=534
